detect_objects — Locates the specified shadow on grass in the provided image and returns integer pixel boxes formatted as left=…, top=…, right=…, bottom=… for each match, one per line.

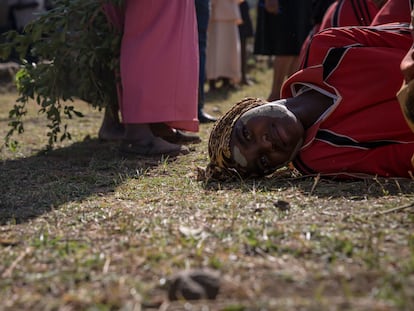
left=0, top=138, right=173, bottom=225
left=204, top=170, right=414, bottom=199
left=205, top=87, right=233, bottom=103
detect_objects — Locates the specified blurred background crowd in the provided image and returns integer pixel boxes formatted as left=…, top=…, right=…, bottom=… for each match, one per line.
left=0, top=0, right=54, bottom=33
left=0, top=0, right=390, bottom=100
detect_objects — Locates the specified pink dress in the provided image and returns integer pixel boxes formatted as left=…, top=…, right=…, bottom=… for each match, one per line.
left=108, top=0, right=199, bottom=132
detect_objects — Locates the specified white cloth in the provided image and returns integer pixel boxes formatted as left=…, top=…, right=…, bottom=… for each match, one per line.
left=206, top=0, right=242, bottom=82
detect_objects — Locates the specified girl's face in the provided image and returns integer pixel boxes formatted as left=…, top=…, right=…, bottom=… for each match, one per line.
left=230, top=101, right=305, bottom=176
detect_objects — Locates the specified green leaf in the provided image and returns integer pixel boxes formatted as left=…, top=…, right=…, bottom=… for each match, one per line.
left=3, top=0, right=123, bottom=148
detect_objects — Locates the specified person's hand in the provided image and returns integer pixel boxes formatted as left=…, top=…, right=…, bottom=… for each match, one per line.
left=264, top=0, right=279, bottom=15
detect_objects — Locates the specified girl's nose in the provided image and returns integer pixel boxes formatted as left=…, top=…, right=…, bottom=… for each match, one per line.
left=260, top=134, right=273, bottom=150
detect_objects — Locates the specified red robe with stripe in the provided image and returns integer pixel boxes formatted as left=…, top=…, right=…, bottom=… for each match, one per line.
left=371, top=0, right=411, bottom=25
left=282, top=25, right=414, bottom=178
left=320, top=0, right=379, bottom=29
left=299, top=0, right=379, bottom=72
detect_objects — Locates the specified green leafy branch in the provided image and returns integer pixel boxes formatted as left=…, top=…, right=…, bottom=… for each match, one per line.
left=0, top=0, right=124, bottom=148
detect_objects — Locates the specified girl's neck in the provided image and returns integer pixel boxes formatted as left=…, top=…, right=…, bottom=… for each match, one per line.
left=286, top=90, right=333, bottom=129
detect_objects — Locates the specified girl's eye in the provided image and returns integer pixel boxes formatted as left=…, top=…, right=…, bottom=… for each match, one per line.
left=242, top=126, right=251, bottom=141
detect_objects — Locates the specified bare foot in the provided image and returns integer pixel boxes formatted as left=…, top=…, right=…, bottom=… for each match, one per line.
left=120, top=124, right=189, bottom=156
left=120, top=137, right=189, bottom=156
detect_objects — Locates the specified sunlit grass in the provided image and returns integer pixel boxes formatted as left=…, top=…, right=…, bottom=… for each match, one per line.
left=0, top=63, right=413, bottom=310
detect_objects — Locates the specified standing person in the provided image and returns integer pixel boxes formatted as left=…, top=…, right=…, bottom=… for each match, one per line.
left=254, top=0, right=312, bottom=101
left=253, top=0, right=277, bottom=56
left=238, top=0, right=255, bottom=86
left=100, top=0, right=199, bottom=156
left=195, top=0, right=218, bottom=123
left=206, top=0, right=242, bottom=91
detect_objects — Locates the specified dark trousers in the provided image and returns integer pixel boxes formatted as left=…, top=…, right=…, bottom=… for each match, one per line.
left=195, top=0, right=210, bottom=113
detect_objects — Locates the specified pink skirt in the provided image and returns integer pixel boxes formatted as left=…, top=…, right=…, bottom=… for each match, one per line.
left=105, top=0, right=199, bottom=132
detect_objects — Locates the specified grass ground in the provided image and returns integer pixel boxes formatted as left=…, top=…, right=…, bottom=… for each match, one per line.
left=0, top=63, right=413, bottom=311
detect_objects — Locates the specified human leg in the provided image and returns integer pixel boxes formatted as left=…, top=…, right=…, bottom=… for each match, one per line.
left=240, top=36, right=253, bottom=86
left=98, top=103, right=125, bottom=141
left=195, top=0, right=217, bottom=123
left=117, top=0, right=198, bottom=155
left=267, top=55, right=299, bottom=101
left=120, top=124, right=189, bottom=156
left=238, top=1, right=254, bottom=86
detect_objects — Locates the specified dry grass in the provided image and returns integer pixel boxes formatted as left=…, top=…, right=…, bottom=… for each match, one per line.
left=0, top=63, right=413, bottom=311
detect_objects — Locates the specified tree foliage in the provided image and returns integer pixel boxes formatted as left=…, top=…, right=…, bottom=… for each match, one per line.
left=0, top=0, right=124, bottom=148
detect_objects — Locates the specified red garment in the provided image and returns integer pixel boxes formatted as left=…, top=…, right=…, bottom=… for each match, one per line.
left=371, top=0, right=411, bottom=25
left=299, top=0, right=379, bottom=70
left=320, top=0, right=379, bottom=29
left=282, top=25, right=414, bottom=178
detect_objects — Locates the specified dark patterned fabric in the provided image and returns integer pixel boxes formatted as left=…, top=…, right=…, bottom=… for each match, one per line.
left=206, top=97, right=266, bottom=180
